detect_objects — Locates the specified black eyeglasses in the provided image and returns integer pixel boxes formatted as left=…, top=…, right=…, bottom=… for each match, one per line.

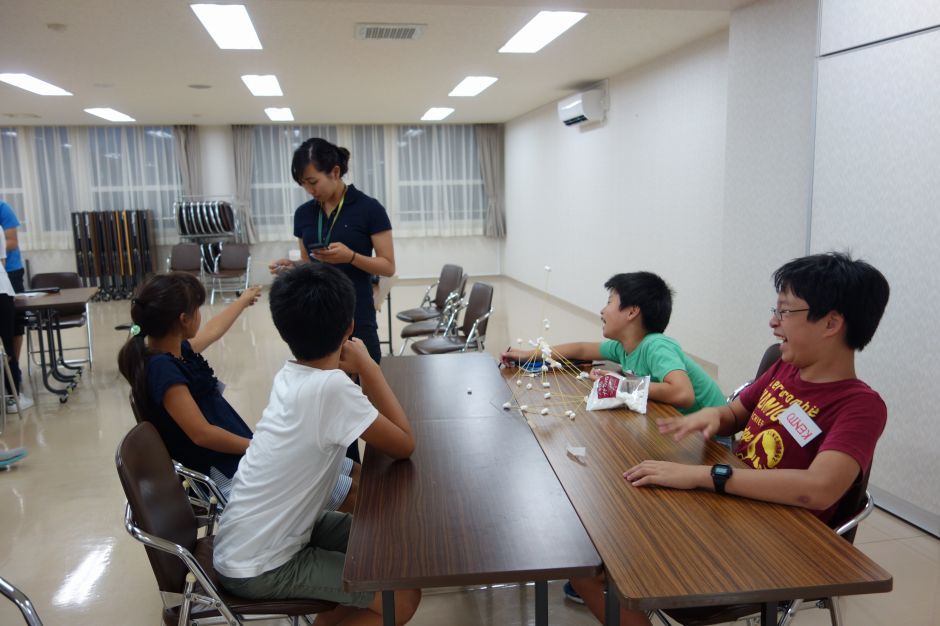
left=771, top=307, right=810, bottom=322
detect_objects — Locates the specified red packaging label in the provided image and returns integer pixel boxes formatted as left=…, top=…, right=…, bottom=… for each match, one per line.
left=596, top=374, right=620, bottom=399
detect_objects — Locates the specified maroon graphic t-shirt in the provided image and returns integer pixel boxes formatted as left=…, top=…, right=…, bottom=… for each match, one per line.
left=735, top=359, right=886, bottom=523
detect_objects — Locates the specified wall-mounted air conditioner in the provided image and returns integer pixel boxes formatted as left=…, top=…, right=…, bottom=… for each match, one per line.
left=557, top=88, right=606, bottom=126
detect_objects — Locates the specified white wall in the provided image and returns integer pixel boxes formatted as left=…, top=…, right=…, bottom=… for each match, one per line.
left=502, top=31, right=729, bottom=370
left=718, top=0, right=819, bottom=390
left=812, top=7, right=940, bottom=533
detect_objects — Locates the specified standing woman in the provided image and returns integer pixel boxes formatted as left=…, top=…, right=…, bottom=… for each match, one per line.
left=270, top=138, right=395, bottom=461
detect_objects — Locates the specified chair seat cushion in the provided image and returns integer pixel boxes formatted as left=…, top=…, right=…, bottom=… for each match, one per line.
left=396, top=307, right=440, bottom=323
left=191, top=536, right=336, bottom=617
left=411, top=335, right=466, bottom=355
left=400, top=319, right=444, bottom=338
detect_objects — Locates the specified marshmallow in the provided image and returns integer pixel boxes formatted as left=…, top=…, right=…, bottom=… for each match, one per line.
left=540, top=408, right=549, bottom=415
left=515, top=379, right=522, bottom=386
left=467, top=388, right=472, bottom=394
left=526, top=383, right=533, bottom=390
left=502, top=402, right=512, bottom=410
left=544, top=392, right=551, bottom=399
left=542, top=382, right=550, bottom=388
left=520, top=405, right=529, bottom=412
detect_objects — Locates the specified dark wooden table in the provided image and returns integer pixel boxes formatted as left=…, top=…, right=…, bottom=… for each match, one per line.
left=507, top=367, right=893, bottom=625
left=15, top=287, right=98, bottom=402
left=343, top=353, right=602, bottom=626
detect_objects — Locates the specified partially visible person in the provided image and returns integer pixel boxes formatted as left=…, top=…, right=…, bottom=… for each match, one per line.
left=0, top=226, right=31, bottom=412
left=0, top=201, right=26, bottom=367
left=214, top=263, right=420, bottom=626
left=570, top=252, right=891, bottom=626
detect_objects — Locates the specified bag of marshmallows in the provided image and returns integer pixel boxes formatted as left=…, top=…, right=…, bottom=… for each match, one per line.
left=586, top=371, right=650, bottom=414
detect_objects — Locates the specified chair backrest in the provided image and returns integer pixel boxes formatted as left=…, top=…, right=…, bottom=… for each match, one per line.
left=169, top=243, right=202, bottom=272
left=460, top=282, right=494, bottom=337
left=754, top=343, right=781, bottom=380
left=30, top=272, right=81, bottom=290
left=115, top=422, right=198, bottom=594
left=128, top=391, right=146, bottom=424
left=434, top=264, right=463, bottom=309
left=217, top=243, right=250, bottom=272
left=830, top=470, right=871, bottom=543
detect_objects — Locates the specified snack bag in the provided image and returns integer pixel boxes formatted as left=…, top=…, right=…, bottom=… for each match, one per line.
left=586, top=372, right=650, bottom=414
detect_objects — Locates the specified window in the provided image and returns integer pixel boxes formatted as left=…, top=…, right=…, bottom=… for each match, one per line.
left=0, top=128, right=25, bottom=230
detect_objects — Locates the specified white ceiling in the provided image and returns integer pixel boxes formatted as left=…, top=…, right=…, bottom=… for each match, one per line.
left=0, top=0, right=748, bottom=126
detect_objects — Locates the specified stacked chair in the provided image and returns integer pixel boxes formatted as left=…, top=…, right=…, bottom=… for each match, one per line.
left=397, top=274, right=467, bottom=355
left=116, top=422, right=336, bottom=625
left=206, top=243, right=251, bottom=305
left=396, top=264, right=464, bottom=324
left=411, top=281, right=494, bottom=355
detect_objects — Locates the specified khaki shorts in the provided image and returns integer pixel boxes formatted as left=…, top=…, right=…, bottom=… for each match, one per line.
left=218, top=511, right=373, bottom=608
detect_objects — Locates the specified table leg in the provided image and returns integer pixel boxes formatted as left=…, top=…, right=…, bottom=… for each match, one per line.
left=760, top=601, right=776, bottom=625
left=34, top=311, right=72, bottom=399
left=535, top=580, right=548, bottom=626
left=44, top=313, right=77, bottom=384
left=382, top=590, right=395, bottom=626
left=605, top=578, right=620, bottom=626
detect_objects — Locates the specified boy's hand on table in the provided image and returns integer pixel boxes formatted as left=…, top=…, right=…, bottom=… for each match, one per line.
left=657, top=411, right=720, bottom=441
left=339, top=338, right=373, bottom=375
left=624, top=461, right=708, bottom=491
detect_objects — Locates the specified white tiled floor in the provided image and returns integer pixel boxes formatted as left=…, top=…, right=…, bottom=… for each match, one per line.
left=0, top=276, right=936, bottom=625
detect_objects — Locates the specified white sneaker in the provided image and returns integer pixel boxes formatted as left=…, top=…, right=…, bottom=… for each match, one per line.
left=6, top=394, right=33, bottom=413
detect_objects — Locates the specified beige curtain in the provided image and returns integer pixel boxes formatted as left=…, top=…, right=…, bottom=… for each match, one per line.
left=475, top=124, right=506, bottom=239
left=173, top=125, right=202, bottom=198
left=232, top=125, right=257, bottom=243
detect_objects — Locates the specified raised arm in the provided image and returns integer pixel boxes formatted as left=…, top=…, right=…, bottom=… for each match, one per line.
left=189, top=286, right=261, bottom=353
left=162, top=385, right=250, bottom=454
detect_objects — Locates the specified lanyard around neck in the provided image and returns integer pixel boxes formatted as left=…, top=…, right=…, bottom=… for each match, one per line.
left=316, top=188, right=347, bottom=246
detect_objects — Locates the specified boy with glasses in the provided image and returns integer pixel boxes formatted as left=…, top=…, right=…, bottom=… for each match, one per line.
left=572, top=252, right=890, bottom=626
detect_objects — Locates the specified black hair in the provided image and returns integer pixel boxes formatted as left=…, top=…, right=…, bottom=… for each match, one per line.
left=773, top=251, right=889, bottom=351
left=291, top=137, right=351, bottom=184
left=117, top=272, right=206, bottom=414
left=603, top=272, right=674, bottom=334
left=269, top=263, right=356, bottom=360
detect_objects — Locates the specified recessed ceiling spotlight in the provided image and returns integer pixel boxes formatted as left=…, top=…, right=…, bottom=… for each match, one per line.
left=265, top=107, right=294, bottom=122
left=191, top=4, right=263, bottom=50
left=449, top=76, right=498, bottom=97
left=93, top=82, right=114, bottom=88
left=241, top=75, right=282, bottom=97
left=188, top=84, right=212, bottom=90
left=2, top=113, right=41, bottom=119
left=46, top=23, right=68, bottom=32
left=0, top=73, right=72, bottom=96
left=499, top=11, right=586, bottom=54
left=84, top=107, right=135, bottom=122
left=421, top=107, right=454, bottom=121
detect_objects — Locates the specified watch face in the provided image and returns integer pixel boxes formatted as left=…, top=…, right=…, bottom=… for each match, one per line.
left=713, top=465, right=732, bottom=478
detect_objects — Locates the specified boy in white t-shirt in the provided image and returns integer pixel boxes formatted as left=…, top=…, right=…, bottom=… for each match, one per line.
left=213, top=263, right=420, bottom=625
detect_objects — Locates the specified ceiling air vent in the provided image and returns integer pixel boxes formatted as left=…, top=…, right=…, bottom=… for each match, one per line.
left=355, top=23, right=426, bottom=41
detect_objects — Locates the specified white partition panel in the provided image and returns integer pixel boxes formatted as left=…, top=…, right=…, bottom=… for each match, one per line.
left=812, top=28, right=940, bottom=533
left=820, top=0, right=940, bottom=55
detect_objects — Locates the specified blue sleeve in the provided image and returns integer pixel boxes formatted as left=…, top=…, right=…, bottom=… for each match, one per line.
left=368, top=198, right=392, bottom=235
left=0, top=202, right=20, bottom=230
left=292, top=207, right=303, bottom=239
left=147, top=354, right=190, bottom=406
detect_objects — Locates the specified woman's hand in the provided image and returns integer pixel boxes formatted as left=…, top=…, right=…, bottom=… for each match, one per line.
left=312, top=242, right=354, bottom=265
left=269, top=258, right=293, bottom=275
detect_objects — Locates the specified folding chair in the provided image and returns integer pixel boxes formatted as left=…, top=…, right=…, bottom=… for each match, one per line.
left=0, top=576, right=43, bottom=626
left=397, top=275, right=467, bottom=355
left=116, top=422, right=335, bottom=625
left=166, top=243, right=204, bottom=278
left=411, top=282, right=494, bottom=354
left=395, top=264, right=463, bottom=324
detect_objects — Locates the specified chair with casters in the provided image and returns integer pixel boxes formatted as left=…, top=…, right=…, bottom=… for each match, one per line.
left=397, top=277, right=467, bottom=356
left=0, top=576, right=43, bottom=626
left=411, top=282, right=494, bottom=355
left=116, top=422, right=335, bottom=626
left=166, top=243, right=204, bottom=278
left=25, top=272, right=93, bottom=374
left=206, top=243, right=251, bottom=305
left=395, top=264, right=463, bottom=324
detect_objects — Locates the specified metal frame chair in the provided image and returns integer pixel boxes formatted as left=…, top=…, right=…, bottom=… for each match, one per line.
left=207, top=243, right=251, bottom=305
left=116, top=422, right=334, bottom=626
left=0, top=576, right=43, bottom=626
left=397, top=287, right=465, bottom=355
left=395, top=264, right=463, bottom=324
left=411, top=282, right=494, bottom=355
left=166, top=243, right=205, bottom=278
left=25, top=272, right=93, bottom=373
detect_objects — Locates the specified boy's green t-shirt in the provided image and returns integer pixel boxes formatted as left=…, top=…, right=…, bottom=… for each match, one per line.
left=598, top=334, right=725, bottom=415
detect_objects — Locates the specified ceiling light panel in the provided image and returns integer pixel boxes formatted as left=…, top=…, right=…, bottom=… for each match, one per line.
left=241, top=75, right=283, bottom=97
left=421, top=107, right=454, bottom=121
left=191, top=4, right=262, bottom=50
left=84, top=108, right=135, bottom=122
left=449, top=76, right=498, bottom=97
left=0, top=73, right=72, bottom=96
left=265, top=107, right=294, bottom=122
left=499, top=11, right=587, bottom=54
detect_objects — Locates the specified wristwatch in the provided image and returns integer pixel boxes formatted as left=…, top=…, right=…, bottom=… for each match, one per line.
left=711, top=464, right=733, bottom=495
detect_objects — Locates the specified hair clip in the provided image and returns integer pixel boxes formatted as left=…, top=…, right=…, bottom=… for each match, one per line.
left=130, top=324, right=142, bottom=337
